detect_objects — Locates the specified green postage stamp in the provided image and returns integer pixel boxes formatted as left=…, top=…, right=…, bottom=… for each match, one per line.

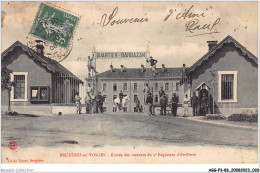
left=30, top=3, right=79, bottom=48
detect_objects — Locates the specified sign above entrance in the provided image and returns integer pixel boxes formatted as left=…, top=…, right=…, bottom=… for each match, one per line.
left=95, top=52, right=147, bottom=59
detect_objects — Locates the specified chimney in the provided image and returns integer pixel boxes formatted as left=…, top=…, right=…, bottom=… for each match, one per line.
left=120, top=65, right=124, bottom=73
left=141, top=64, right=146, bottom=72
left=182, top=64, right=186, bottom=77
left=162, top=64, right=166, bottom=72
left=35, top=40, right=44, bottom=55
left=110, top=64, right=114, bottom=72
left=207, top=41, right=218, bottom=52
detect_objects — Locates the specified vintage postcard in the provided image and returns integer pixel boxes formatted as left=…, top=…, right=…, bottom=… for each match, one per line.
left=1, top=0, right=258, bottom=169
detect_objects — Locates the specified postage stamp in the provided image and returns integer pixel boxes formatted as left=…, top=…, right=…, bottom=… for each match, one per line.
left=30, top=3, right=79, bottom=48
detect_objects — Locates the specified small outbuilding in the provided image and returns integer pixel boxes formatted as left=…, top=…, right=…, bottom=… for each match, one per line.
left=188, top=35, right=258, bottom=114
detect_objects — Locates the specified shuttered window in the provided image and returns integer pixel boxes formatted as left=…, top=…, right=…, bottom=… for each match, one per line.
left=113, top=83, right=117, bottom=91
left=103, top=83, right=107, bottom=91
left=165, top=83, right=169, bottom=91
left=123, top=83, right=127, bottom=91
left=134, top=83, right=138, bottom=91
left=155, top=83, right=158, bottom=91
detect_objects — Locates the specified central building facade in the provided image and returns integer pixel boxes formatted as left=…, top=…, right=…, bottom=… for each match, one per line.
left=86, top=65, right=188, bottom=113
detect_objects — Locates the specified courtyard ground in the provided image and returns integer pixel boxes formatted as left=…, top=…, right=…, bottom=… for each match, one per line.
left=1, top=113, right=257, bottom=147
left=1, top=113, right=258, bottom=163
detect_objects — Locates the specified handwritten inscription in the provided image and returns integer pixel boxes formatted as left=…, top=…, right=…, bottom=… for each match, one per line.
left=164, top=5, right=221, bottom=37
left=100, top=7, right=148, bottom=27
left=99, top=5, right=221, bottom=37
left=164, top=5, right=206, bottom=21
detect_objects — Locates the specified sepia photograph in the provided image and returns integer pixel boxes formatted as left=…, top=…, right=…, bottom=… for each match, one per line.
left=0, top=1, right=258, bottom=171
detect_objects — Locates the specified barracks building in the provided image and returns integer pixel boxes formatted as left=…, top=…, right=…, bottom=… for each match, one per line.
left=87, top=35, right=258, bottom=115
left=86, top=64, right=189, bottom=113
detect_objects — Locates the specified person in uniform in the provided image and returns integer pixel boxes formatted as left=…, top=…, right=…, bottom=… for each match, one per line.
left=191, top=92, right=199, bottom=116
left=119, top=90, right=124, bottom=106
left=87, top=54, right=97, bottom=76
left=86, top=83, right=93, bottom=94
left=85, top=92, right=92, bottom=114
left=143, top=83, right=151, bottom=96
left=159, top=86, right=165, bottom=98
left=135, top=97, right=141, bottom=112
left=96, top=92, right=104, bottom=113
left=170, top=93, right=179, bottom=116
left=160, top=93, right=168, bottom=116
left=146, top=93, right=154, bottom=116
left=200, top=93, right=209, bottom=116
left=92, top=94, right=97, bottom=114
left=146, top=56, right=158, bottom=76
left=75, top=92, right=82, bottom=114
left=183, top=94, right=190, bottom=117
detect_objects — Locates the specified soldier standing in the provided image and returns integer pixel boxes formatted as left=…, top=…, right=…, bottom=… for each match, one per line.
left=160, top=93, right=168, bottom=116
left=191, top=92, right=199, bottom=116
left=96, top=92, right=104, bottom=113
left=119, top=90, right=124, bottom=106
left=135, top=97, right=141, bottom=112
left=170, top=93, right=179, bottom=116
left=146, top=93, right=154, bottom=116
left=200, top=93, right=209, bottom=116
left=86, top=83, right=93, bottom=94
left=146, top=56, right=158, bottom=77
left=159, top=86, right=165, bottom=98
left=85, top=92, right=92, bottom=114
left=143, top=83, right=151, bottom=96
left=88, top=54, right=97, bottom=76
left=75, top=92, right=82, bottom=114
left=183, top=94, right=190, bottom=117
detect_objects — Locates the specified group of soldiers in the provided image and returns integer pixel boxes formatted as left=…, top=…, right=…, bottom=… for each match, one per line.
left=141, top=83, right=210, bottom=117
left=75, top=84, right=105, bottom=114
left=75, top=83, right=209, bottom=116
left=142, top=84, right=180, bottom=116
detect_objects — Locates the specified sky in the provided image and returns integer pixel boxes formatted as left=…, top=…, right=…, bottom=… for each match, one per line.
left=1, top=1, right=258, bottom=76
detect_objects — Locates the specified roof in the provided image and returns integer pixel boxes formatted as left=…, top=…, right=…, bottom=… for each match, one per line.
left=93, top=67, right=184, bottom=79
left=188, top=35, right=258, bottom=74
left=2, top=41, right=83, bottom=82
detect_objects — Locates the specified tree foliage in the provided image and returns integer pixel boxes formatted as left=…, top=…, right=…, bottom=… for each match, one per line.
left=1, top=66, right=14, bottom=91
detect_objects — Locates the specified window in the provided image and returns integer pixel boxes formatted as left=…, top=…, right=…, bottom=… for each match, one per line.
left=165, top=83, right=169, bottom=91
left=113, top=95, right=117, bottom=103
left=103, top=83, right=107, bottom=91
left=11, top=72, right=28, bottom=101
left=103, top=107, right=107, bottom=112
left=113, top=83, right=117, bottom=91
left=155, top=94, right=159, bottom=103
left=134, top=83, right=138, bottom=91
left=103, top=95, right=107, bottom=103
left=176, top=82, right=179, bottom=91
left=123, top=107, right=127, bottom=112
left=113, top=107, right=117, bottom=112
left=155, top=83, right=158, bottom=91
left=134, top=95, right=138, bottom=102
left=123, top=83, right=128, bottom=91
left=218, top=71, right=238, bottom=102
left=30, top=86, right=50, bottom=102
left=143, top=95, right=146, bottom=103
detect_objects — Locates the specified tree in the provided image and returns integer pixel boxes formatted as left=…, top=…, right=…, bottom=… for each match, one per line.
left=1, top=67, right=15, bottom=112
left=209, top=70, right=217, bottom=114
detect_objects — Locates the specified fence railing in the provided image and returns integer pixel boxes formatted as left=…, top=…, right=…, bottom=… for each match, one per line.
left=52, top=74, right=87, bottom=104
